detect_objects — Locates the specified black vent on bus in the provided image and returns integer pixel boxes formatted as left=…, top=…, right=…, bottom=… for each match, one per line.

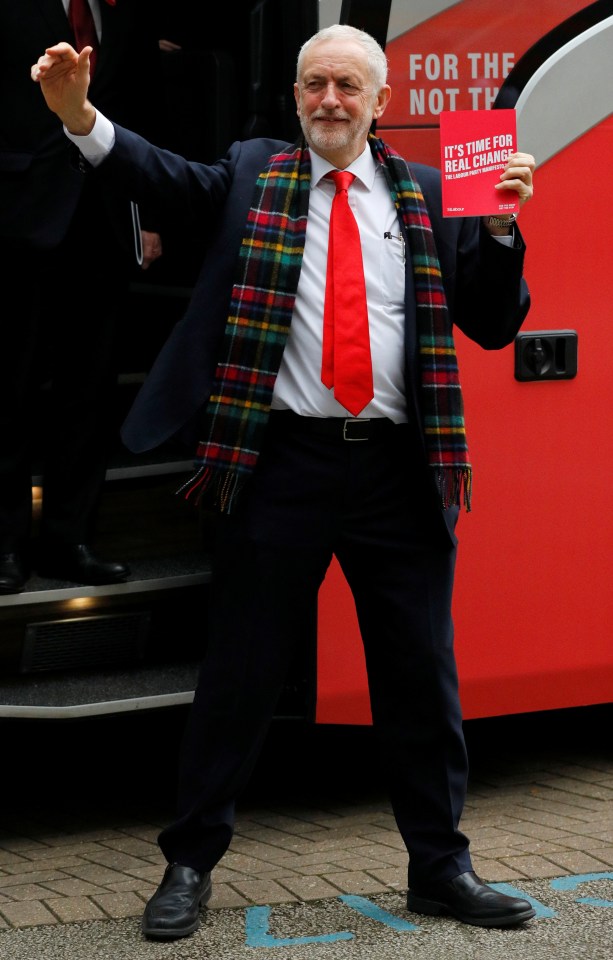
left=21, top=613, right=150, bottom=673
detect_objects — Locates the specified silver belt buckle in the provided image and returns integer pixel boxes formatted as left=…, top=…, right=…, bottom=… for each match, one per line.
left=343, top=418, right=370, bottom=441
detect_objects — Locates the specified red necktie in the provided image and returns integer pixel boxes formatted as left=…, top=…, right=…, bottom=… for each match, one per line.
left=68, top=0, right=99, bottom=77
left=321, top=171, right=373, bottom=417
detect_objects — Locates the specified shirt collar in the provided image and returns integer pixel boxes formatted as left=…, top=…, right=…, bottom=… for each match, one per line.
left=310, top=143, right=377, bottom=191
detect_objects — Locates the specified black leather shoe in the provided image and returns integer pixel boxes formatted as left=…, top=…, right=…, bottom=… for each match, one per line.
left=407, top=870, right=536, bottom=927
left=36, top=542, right=130, bottom=585
left=0, top=553, right=29, bottom=594
left=142, top=863, right=212, bottom=940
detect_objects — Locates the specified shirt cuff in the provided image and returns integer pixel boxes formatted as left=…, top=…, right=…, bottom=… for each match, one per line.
left=492, top=231, right=514, bottom=247
left=63, top=111, right=115, bottom=167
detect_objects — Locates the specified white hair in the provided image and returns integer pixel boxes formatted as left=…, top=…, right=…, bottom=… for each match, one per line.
left=296, top=24, right=388, bottom=90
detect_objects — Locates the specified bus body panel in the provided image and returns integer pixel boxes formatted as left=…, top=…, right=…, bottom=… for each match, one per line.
left=316, top=0, right=613, bottom=723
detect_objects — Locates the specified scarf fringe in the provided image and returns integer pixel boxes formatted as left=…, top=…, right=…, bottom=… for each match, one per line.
left=177, top=465, right=244, bottom=514
left=176, top=465, right=210, bottom=503
left=181, top=465, right=472, bottom=514
left=435, top=467, right=473, bottom=512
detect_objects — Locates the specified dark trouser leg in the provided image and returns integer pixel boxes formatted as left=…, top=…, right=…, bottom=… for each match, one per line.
left=159, top=527, right=328, bottom=870
left=158, top=425, right=338, bottom=870
left=0, top=247, right=42, bottom=552
left=39, top=205, right=127, bottom=545
left=335, top=436, right=472, bottom=885
left=0, top=196, right=127, bottom=553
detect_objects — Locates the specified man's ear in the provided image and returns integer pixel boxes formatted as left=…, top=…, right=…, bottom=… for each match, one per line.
left=373, top=84, right=392, bottom=120
left=294, top=82, right=301, bottom=117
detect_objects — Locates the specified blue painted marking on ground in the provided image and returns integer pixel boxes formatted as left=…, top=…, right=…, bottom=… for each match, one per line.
left=339, top=894, right=420, bottom=931
left=490, top=882, right=557, bottom=918
left=243, top=872, right=613, bottom=947
left=551, top=872, right=613, bottom=908
left=577, top=897, right=613, bottom=908
left=244, top=905, right=354, bottom=948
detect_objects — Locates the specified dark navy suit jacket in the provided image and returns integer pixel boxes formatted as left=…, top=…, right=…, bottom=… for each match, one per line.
left=97, top=127, right=530, bottom=533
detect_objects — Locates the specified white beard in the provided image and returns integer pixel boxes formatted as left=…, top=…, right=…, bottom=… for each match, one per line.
left=300, top=111, right=373, bottom=159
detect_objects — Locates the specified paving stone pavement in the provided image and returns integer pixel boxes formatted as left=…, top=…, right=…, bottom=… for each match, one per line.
left=0, top=708, right=612, bottom=931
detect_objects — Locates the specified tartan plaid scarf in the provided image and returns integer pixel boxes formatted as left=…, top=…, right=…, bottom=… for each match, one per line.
left=371, top=137, right=472, bottom=510
left=182, top=135, right=471, bottom=512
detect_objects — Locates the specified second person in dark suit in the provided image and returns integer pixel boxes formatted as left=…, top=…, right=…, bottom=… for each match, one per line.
left=0, top=0, right=164, bottom=591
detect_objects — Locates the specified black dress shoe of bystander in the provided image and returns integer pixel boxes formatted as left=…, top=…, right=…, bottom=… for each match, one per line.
left=407, top=870, right=536, bottom=927
left=142, top=864, right=213, bottom=940
left=36, top=542, right=130, bottom=585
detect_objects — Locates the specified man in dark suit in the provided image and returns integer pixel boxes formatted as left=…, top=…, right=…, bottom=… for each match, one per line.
left=32, top=24, right=537, bottom=939
left=0, top=0, right=164, bottom=592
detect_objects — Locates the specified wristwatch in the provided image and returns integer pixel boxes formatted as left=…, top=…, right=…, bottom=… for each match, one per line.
left=486, top=213, right=517, bottom=228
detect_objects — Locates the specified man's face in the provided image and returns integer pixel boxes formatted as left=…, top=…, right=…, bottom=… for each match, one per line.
left=294, top=38, right=390, bottom=168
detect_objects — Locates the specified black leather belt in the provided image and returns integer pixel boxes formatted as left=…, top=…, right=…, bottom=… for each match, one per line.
left=270, top=410, right=406, bottom=441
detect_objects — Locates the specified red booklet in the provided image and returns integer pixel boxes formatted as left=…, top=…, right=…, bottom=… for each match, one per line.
left=439, top=109, right=519, bottom=218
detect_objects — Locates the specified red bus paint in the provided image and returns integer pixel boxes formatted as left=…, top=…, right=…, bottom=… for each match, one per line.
left=316, top=0, right=613, bottom=723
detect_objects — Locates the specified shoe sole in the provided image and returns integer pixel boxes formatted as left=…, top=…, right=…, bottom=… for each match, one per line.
left=141, top=918, right=201, bottom=940
left=406, top=892, right=536, bottom=928
left=141, top=876, right=213, bottom=941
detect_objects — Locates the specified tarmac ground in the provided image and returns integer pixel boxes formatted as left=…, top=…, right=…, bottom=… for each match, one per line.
left=0, top=703, right=612, bottom=959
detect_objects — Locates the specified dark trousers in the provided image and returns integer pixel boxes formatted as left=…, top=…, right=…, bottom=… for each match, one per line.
left=159, top=412, right=472, bottom=885
left=0, top=197, right=128, bottom=552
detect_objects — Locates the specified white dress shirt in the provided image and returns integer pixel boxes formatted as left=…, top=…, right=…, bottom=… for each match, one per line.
left=272, top=146, right=408, bottom=422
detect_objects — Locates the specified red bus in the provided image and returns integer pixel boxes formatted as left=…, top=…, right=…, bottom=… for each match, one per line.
left=1, top=0, right=611, bottom=723
left=317, top=0, right=613, bottom=723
